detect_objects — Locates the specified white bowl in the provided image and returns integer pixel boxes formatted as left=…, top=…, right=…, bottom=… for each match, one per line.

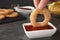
left=14, top=6, right=34, bottom=17
left=22, top=22, right=57, bottom=38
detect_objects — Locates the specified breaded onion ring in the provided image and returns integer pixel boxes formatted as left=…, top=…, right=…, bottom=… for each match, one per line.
left=6, top=12, right=19, bottom=18
left=0, top=9, right=11, bottom=15
left=0, top=9, right=14, bottom=15
left=7, top=9, right=14, bottom=13
left=30, top=8, right=51, bottom=27
left=0, top=15, right=5, bottom=20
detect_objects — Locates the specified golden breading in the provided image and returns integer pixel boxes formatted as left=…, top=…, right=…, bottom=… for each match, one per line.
left=30, top=8, right=51, bottom=27
left=0, top=9, right=14, bottom=15
left=0, top=15, right=5, bottom=20
left=5, top=12, right=19, bottom=18
left=7, top=9, right=14, bottom=13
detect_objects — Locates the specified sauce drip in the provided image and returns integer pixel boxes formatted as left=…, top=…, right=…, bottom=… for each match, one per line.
left=25, top=25, right=53, bottom=31
left=19, top=8, right=32, bottom=10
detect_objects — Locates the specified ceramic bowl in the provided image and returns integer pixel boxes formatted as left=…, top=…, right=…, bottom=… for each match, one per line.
left=22, top=22, right=57, bottom=38
left=14, top=6, right=34, bottom=17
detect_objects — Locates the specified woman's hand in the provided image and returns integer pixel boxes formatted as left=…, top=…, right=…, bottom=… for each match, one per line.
left=33, top=0, right=57, bottom=9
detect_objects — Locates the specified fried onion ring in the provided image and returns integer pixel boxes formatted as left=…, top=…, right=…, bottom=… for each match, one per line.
left=7, top=9, right=14, bottom=13
left=0, top=9, right=14, bottom=15
left=30, top=8, right=51, bottom=27
left=5, top=12, right=19, bottom=18
left=0, top=9, right=10, bottom=15
left=0, top=15, right=5, bottom=20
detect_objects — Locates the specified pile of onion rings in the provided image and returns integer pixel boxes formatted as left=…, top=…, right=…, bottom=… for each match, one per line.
left=0, top=9, right=19, bottom=20
left=30, top=8, right=51, bottom=27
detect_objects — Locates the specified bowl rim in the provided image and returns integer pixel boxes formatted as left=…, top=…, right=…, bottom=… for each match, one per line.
left=14, top=6, right=35, bottom=11
left=22, top=22, right=57, bottom=32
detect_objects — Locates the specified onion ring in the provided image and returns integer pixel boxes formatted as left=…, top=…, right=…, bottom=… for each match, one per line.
left=0, top=15, right=5, bottom=20
left=5, top=12, right=19, bottom=18
left=0, top=9, right=14, bottom=15
left=0, top=9, right=10, bottom=15
left=30, top=8, right=51, bottom=27
left=7, top=9, right=14, bottom=13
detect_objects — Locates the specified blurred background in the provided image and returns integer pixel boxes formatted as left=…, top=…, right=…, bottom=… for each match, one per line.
left=0, top=0, right=34, bottom=8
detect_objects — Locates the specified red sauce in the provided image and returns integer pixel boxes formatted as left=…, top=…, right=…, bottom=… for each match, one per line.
left=19, top=8, right=32, bottom=10
left=25, top=25, right=53, bottom=31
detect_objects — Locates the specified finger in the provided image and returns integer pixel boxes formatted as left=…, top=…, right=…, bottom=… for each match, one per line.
left=38, top=0, right=49, bottom=9
left=33, top=0, right=40, bottom=8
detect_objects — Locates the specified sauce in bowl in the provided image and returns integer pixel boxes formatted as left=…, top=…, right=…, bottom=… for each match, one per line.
left=25, top=25, right=53, bottom=31
left=19, top=8, right=32, bottom=10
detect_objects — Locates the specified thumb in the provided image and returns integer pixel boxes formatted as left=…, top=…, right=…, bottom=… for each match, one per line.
left=38, top=0, right=49, bottom=9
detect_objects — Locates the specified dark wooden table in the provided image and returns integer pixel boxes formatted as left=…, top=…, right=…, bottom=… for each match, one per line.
left=0, top=14, right=60, bottom=40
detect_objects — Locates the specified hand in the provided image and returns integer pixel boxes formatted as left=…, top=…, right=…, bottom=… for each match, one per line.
left=33, top=0, right=57, bottom=9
